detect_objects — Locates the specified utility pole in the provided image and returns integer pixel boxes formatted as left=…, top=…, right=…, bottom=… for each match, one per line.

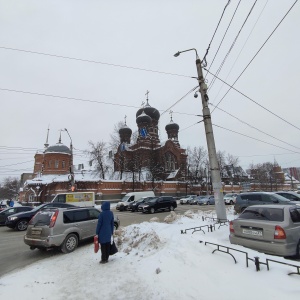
left=174, top=49, right=227, bottom=221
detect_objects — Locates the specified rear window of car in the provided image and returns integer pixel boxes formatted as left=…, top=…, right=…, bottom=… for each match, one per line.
left=239, top=207, right=284, bottom=222
left=240, top=194, right=262, bottom=201
left=290, top=208, right=300, bottom=223
left=31, top=210, right=56, bottom=226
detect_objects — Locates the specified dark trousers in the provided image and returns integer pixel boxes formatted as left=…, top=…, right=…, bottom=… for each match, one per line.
left=100, top=242, right=110, bottom=262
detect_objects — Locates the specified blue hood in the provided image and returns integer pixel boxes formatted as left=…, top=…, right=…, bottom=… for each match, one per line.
left=101, top=201, right=110, bottom=211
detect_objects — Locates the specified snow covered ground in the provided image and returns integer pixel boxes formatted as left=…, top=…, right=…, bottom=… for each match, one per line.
left=0, top=207, right=299, bottom=300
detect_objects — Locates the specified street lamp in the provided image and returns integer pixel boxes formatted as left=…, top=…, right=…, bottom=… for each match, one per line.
left=64, top=128, right=74, bottom=187
left=174, top=48, right=227, bottom=221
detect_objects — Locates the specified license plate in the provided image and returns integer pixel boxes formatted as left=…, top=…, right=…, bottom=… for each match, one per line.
left=31, top=230, right=41, bottom=235
left=242, top=229, right=263, bottom=237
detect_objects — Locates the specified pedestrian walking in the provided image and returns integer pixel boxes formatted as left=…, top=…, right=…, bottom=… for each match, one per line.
left=96, top=201, right=114, bottom=264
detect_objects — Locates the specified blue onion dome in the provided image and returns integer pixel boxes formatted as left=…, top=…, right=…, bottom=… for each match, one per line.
left=136, top=111, right=152, bottom=125
left=119, top=124, right=132, bottom=135
left=45, top=142, right=71, bottom=154
left=136, top=102, right=160, bottom=121
left=165, top=119, right=179, bottom=131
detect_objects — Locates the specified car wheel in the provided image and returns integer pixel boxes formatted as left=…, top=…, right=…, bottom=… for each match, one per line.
left=207, top=201, right=210, bottom=205
left=170, top=206, right=175, bottom=211
left=131, top=208, right=135, bottom=212
left=120, top=206, right=124, bottom=211
left=150, top=208, right=155, bottom=214
left=61, top=234, right=78, bottom=254
left=16, top=219, right=28, bottom=231
left=230, top=200, right=234, bottom=205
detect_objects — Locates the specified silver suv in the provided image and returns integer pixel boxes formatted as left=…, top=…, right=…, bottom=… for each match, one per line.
left=24, top=207, right=120, bottom=253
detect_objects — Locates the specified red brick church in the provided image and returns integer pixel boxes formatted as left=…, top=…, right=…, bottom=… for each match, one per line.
left=113, top=95, right=187, bottom=181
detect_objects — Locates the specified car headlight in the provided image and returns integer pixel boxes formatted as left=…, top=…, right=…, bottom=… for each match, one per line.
left=8, top=216, right=18, bottom=221
left=144, top=205, right=149, bottom=208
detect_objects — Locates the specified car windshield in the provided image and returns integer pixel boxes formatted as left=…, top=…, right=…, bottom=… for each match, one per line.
left=239, top=207, right=284, bottom=221
left=148, top=198, right=159, bottom=203
left=271, top=194, right=291, bottom=203
left=224, top=194, right=235, bottom=198
left=121, top=196, right=130, bottom=202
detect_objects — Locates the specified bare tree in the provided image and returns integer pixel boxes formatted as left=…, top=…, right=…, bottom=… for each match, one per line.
left=86, top=141, right=109, bottom=179
left=187, top=146, right=207, bottom=182
left=0, top=177, right=21, bottom=200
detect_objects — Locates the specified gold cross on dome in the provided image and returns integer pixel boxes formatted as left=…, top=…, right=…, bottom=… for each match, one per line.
left=169, top=110, right=173, bottom=121
left=124, top=115, right=127, bottom=125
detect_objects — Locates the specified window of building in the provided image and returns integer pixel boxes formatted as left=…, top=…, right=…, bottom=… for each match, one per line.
left=62, top=161, right=66, bottom=168
left=48, top=160, right=51, bottom=167
left=55, top=160, right=59, bottom=168
left=165, top=152, right=176, bottom=171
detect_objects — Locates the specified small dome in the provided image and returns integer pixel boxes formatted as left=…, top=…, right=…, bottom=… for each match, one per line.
left=136, top=103, right=160, bottom=121
left=136, top=111, right=152, bottom=125
left=165, top=119, right=179, bottom=131
left=45, top=142, right=71, bottom=154
left=119, top=124, right=132, bottom=135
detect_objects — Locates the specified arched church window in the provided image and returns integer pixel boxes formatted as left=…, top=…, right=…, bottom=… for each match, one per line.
left=55, top=160, right=59, bottom=168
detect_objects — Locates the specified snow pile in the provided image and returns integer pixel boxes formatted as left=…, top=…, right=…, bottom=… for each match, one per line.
left=0, top=208, right=299, bottom=300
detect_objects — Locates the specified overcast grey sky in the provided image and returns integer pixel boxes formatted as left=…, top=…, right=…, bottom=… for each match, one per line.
left=0, top=0, right=299, bottom=183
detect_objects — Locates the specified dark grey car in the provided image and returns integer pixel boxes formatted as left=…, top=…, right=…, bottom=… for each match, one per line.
left=234, top=192, right=296, bottom=214
left=230, top=204, right=300, bottom=257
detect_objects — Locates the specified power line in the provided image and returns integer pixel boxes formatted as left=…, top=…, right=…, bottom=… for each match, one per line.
left=211, top=0, right=269, bottom=105
left=205, top=0, right=242, bottom=79
left=0, top=160, right=34, bottom=168
left=208, top=0, right=258, bottom=90
left=203, top=0, right=231, bottom=63
left=211, top=0, right=298, bottom=111
left=0, top=46, right=193, bottom=79
left=212, top=123, right=300, bottom=154
left=0, top=87, right=199, bottom=117
left=205, top=69, right=300, bottom=132
left=210, top=103, right=300, bottom=150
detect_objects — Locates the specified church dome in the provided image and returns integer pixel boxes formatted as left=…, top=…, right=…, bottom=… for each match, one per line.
left=45, top=142, right=71, bottom=154
left=136, top=111, right=152, bottom=125
left=136, top=103, right=160, bottom=121
left=165, top=119, right=179, bottom=131
left=119, top=124, right=132, bottom=135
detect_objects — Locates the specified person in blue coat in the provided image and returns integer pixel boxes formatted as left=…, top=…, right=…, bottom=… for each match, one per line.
left=96, top=201, right=114, bottom=264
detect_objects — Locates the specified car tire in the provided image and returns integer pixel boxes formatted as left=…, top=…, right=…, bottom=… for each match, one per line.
left=114, top=223, right=118, bottom=231
left=150, top=208, right=155, bottom=214
left=230, top=200, right=234, bottom=205
left=61, top=234, right=78, bottom=254
left=131, top=208, right=135, bottom=212
left=170, top=206, right=175, bottom=211
left=207, top=201, right=210, bottom=205
left=16, top=219, right=28, bottom=231
left=120, top=206, right=124, bottom=211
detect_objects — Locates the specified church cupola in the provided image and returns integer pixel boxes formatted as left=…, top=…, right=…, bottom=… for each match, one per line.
left=119, top=116, right=132, bottom=144
left=165, top=113, right=179, bottom=144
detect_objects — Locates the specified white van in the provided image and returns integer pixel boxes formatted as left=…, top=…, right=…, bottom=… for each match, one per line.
left=51, top=192, right=95, bottom=207
left=116, top=191, right=155, bottom=211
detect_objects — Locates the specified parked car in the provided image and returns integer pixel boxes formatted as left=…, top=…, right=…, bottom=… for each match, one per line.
left=5, top=202, right=76, bottom=231
left=138, top=196, right=177, bottom=213
left=180, top=195, right=197, bottom=205
left=0, top=206, right=33, bottom=225
left=224, top=193, right=238, bottom=205
left=190, top=196, right=201, bottom=205
left=229, top=204, right=300, bottom=257
left=24, top=207, right=120, bottom=253
left=234, top=192, right=297, bottom=214
left=275, top=191, right=300, bottom=202
left=0, top=204, right=8, bottom=211
left=128, top=196, right=156, bottom=212
left=197, top=196, right=215, bottom=205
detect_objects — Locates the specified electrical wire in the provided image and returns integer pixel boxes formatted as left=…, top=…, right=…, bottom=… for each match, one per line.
left=211, top=0, right=269, bottom=105
left=0, top=87, right=198, bottom=117
left=208, top=0, right=258, bottom=90
left=212, top=123, right=300, bottom=154
left=202, top=0, right=231, bottom=63
left=210, top=103, right=300, bottom=150
left=211, top=0, right=298, bottom=111
left=205, top=0, right=242, bottom=79
left=205, top=69, right=300, bottom=132
left=0, top=46, right=193, bottom=79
